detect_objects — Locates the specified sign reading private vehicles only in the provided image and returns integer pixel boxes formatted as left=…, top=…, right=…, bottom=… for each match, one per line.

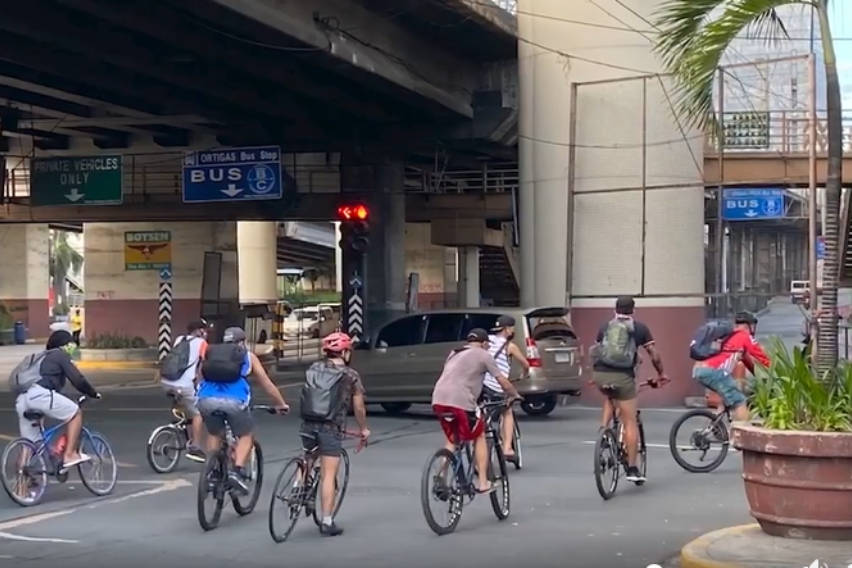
left=31, top=156, right=123, bottom=206
left=181, top=146, right=283, bottom=203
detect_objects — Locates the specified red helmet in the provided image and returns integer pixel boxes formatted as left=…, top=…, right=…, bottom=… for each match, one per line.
left=322, top=332, right=353, bottom=354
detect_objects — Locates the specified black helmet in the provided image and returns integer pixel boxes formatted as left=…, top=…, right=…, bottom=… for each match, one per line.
left=46, top=330, right=73, bottom=350
left=735, top=311, right=758, bottom=325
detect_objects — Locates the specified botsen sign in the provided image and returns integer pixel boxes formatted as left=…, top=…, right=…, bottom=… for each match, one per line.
left=31, top=156, right=123, bottom=206
left=125, top=231, right=171, bottom=271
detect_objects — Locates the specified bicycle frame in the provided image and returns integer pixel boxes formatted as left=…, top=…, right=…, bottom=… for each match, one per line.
left=27, top=421, right=100, bottom=476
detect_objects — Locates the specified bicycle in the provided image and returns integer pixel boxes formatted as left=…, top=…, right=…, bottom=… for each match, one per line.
left=196, top=404, right=282, bottom=531
left=268, top=430, right=365, bottom=543
left=669, top=405, right=732, bottom=473
left=420, top=399, right=511, bottom=535
left=146, top=392, right=194, bottom=474
left=481, top=394, right=523, bottom=470
left=1, top=395, right=117, bottom=507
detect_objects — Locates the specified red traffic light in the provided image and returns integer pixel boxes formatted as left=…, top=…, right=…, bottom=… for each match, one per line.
left=337, top=204, right=369, bottom=221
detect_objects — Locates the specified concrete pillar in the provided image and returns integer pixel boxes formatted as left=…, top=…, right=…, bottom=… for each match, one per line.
left=334, top=221, right=343, bottom=293
left=0, top=224, right=50, bottom=338
left=458, top=246, right=480, bottom=308
left=403, top=223, right=457, bottom=310
left=236, top=221, right=277, bottom=305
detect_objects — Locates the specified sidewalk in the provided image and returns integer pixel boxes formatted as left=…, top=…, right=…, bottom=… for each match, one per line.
left=680, top=524, right=852, bottom=568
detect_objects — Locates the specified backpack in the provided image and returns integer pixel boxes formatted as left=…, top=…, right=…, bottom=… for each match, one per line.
left=597, top=318, right=637, bottom=369
left=8, top=350, right=50, bottom=394
left=159, top=336, right=195, bottom=382
left=201, top=343, right=247, bottom=383
left=689, top=320, right=735, bottom=361
left=299, top=361, right=349, bottom=422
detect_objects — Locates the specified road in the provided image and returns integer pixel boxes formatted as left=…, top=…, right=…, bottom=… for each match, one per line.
left=0, top=376, right=751, bottom=568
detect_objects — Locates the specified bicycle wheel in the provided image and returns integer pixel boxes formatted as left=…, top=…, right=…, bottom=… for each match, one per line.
left=511, top=419, right=523, bottom=470
left=634, top=419, right=648, bottom=487
left=312, top=448, right=350, bottom=527
left=594, top=429, right=619, bottom=500
left=269, top=457, right=307, bottom=543
left=146, top=425, right=182, bottom=474
left=669, top=409, right=729, bottom=473
left=421, top=449, right=463, bottom=535
left=1, top=438, right=48, bottom=507
left=197, top=454, right=226, bottom=531
left=232, top=441, right=263, bottom=516
left=78, top=432, right=117, bottom=496
left=488, top=440, right=510, bottom=520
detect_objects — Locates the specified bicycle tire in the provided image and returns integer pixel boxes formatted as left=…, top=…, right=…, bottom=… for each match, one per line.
left=78, top=432, right=118, bottom=496
left=146, top=425, right=182, bottom=474
left=488, top=440, right=510, bottom=520
left=635, top=417, right=648, bottom=486
left=669, top=409, right=729, bottom=473
left=421, top=448, right=463, bottom=535
left=312, top=448, right=350, bottom=527
left=269, top=457, right=307, bottom=543
left=232, top=441, right=263, bottom=516
left=197, top=454, right=226, bottom=531
left=1, top=438, right=47, bottom=507
left=593, top=429, right=619, bottom=500
left=512, top=419, right=523, bottom=470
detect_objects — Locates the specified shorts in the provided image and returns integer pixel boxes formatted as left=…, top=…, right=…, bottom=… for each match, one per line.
left=162, top=384, right=199, bottom=418
left=432, top=404, right=484, bottom=444
left=480, top=387, right=507, bottom=403
left=15, top=385, right=79, bottom=442
left=693, top=367, right=747, bottom=408
left=593, top=370, right=636, bottom=401
left=300, top=421, right=343, bottom=457
left=198, top=397, right=253, bottom=438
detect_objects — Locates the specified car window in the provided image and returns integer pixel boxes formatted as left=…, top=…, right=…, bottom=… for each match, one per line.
left=527, top=315, right=576, bottom=341
left=424, top=314, right=464, bottom=344
left=461, top=313, right=501, bottom=337
left=376, top=316, right=426, bottom=348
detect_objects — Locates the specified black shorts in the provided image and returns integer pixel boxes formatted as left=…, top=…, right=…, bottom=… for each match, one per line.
left=480, top=387, right=506, bottom=403
left=300, top=421, right=343, bottom=457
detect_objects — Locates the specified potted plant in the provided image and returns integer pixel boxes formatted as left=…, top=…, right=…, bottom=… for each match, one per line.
left=732, top=339, right=852, bottom=540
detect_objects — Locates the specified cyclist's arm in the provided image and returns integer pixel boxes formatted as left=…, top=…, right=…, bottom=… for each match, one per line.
left=59, top=354, right=99, bottom=398
left=507, top=342, right=531, bottom=374
left=642, top=342, right=665, bottom=377
left=248, top=352, right=288, bottom=408
left=483, top=353, right=519, bottom=397
left=352, top=390, right=368, bottom=434
left=744, top=337, right=770, bottom=369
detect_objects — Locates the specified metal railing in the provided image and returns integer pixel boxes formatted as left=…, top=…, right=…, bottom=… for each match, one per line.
left=404, top=163, right=518, bottom=194
left=705, top=109, right=852, bottom=154
left=488, top=0, right=517, bottom=14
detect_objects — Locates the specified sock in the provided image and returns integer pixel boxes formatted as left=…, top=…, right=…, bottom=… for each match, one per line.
left=322, top=516, right=333, bottom=526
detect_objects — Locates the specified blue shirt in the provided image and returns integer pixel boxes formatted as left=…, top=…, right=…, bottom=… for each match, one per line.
left=197, top=352, right=252, bottom=404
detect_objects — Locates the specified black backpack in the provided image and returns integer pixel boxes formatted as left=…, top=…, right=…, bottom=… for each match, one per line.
left=299, top=361, right=348, bottom=422
left=689, top=320, right=735, bottom=361
left=159, top=336, right=194, bottom=382
left=202, top=343, right=247, bottom=383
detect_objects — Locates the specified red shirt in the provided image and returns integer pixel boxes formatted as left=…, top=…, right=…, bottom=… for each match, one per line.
left=702, top=329, right=770, bottom=372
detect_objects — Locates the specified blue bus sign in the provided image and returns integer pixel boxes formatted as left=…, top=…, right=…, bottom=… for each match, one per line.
left=182, top=146, right=283, bottom=203
left=722, top=188, right=785, bottom=221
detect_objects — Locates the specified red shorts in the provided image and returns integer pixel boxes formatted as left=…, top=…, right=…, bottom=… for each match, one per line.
left=432, top=404, right=484, bottom=443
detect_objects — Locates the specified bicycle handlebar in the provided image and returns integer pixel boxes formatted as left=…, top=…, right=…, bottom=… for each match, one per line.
left=250, top=405, right=288, bottom=415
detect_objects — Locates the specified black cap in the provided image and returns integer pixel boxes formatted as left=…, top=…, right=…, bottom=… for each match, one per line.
left=466, top=328, right=489, bottom=343
left=187, top=319, right=208, bottom=333
left=223, top=327, right=246, bottom=343
left=46, top=330, right=73, bottom=350
left=735, top=311, right=758, bottom=324
left=615, top=296, right=635, bottom=315
left=492, top=315, right=516, bottom=331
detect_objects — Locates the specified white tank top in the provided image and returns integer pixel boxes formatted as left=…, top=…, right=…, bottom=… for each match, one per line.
left=484, top=334, right=511, bottom=392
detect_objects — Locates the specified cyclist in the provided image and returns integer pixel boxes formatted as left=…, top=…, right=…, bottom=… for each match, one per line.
left=482, top=315, right=529, bottom=462
left=299, top=332, right=369, bottom=537
left=432, top=328, right=521, bottom=494
left=14, top=330, right=100, bottom=470
left=159, top=319, right=208, bottom=463
left=592, top=296, right=666, bottom=483
left=197, top=326, right=289, bottom=494
left=693, top=311, right=769, bottom=422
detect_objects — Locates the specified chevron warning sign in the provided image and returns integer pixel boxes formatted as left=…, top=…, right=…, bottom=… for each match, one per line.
left=347, top=290, right=363, bottom=343
left=158, top=280, right=173, bottom=361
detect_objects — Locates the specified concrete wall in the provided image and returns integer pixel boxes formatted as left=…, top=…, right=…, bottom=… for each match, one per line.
left=404, top=223, right=457, bottom=309
left=0, top=224, right=50, bottom=338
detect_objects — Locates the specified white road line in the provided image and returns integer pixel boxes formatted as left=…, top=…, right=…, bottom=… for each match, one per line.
left=0, top=531, right=78, bottom=544
left=572, top=406, right=690, bottom=414
left=83, top=478, right=191, bottom=508
left=277, top=381, right=305, bottom=390
left=0, top=433, right=16, bottom=441
left=0, top=510, right=74, bottom=531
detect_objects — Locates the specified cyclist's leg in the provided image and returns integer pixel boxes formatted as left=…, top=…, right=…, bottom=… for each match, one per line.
left=465, top=411, right=490, bottom=492
left=694, top=367, right=748, bottom=422
left=500, top=405, right=514, bottom=457
left=197, top=398, right=227, bottom=455
left=15, top=392, right=40, bottom=442
left=26, top=386, right=84, bottom=465
left=599, top=372, right=638, bottom=466
left=316, top=425, right=343, bottom=520
left=225, top=404, right=254, bottom=469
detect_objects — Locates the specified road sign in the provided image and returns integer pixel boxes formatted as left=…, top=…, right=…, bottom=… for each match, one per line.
left=347, top=290, right=364, bottom=342
left=722, top=188, right=785, bottom=221
left=817, top=236, right=826, bottom=260
left=159, top=267, right=173, bottom=281
left=31, top=156, right=122, bottom=206
left=125, top=231, right=171, bottom=271
left=182, top=146, right=283, bottom=203
left=158, top=280, right=173, bottom=361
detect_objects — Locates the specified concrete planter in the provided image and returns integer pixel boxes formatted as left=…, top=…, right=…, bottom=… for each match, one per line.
left=732, top=423, right=852, bottom=540
left=80, top=347, right=157, bottom=362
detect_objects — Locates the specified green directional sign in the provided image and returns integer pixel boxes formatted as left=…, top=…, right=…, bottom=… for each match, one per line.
left=31, top=156, right=123, bottom=206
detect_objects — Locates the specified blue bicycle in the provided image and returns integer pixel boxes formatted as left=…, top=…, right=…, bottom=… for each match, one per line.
left=1, top=396, right=117, bottom=507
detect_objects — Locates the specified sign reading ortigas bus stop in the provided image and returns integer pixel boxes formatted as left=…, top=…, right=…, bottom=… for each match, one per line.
left=722, top=188, right=785, bottom=221
left=182, top=146, right=282, bottom=203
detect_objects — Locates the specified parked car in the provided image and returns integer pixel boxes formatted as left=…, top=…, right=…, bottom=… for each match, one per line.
left=790, top=280, right=809, bottom=303
left=282, top=305, right=339, bottom=339
left=351, top=307, right=583, bottom=416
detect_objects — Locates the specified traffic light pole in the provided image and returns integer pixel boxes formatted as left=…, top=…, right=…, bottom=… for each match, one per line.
left=341, top=226, right=369, bottom=345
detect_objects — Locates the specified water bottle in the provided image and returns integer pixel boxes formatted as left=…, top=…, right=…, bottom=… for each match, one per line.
left=52, top=434, right=68, bottom=457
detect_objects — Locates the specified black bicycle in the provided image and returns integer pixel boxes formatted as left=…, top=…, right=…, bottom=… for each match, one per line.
left=669, top=406, right=731, bottom=473
left=146, top=392, right=192, bottom=474
left=420, top=399, right=510, bottom=535
left=196, top=405, right=281, bottom=531
left=482, top=396, right=523, bottom=470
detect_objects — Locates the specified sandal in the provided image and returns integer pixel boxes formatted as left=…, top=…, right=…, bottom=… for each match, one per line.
left=475, top=482, right=495, bottom=494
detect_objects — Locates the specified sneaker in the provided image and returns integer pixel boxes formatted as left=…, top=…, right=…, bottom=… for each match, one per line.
left=320, top=522, right=344, bottom=537
left=227, top=470, right=249, bottom=495
left=185, top=447, right=206, bottom=463
left=625, top=466, right=646, bottom=483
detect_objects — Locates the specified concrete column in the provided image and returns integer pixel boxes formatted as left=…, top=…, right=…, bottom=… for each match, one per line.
left=0, top=224, right=50, bottom=338
left=236, top=221, right=277, bottom=305
left=458, top=246, right=480, bottom=308
left=404, top=223, right=455, bottom=310
left=334, top=221, right=343, bottom=293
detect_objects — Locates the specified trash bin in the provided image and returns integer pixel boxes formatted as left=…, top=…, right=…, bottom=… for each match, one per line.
left=13, top=321, right=26, bottom=345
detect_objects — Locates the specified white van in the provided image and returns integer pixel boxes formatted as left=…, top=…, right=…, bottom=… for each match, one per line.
left=790, top=280, right=809, bottom=303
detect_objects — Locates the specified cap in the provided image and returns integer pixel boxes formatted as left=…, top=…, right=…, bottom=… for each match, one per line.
left=223, top=327, right=246, bottom=343
left=466, top=328, right=489, bottom=343
left=187, top=319, right=208, bottom=333
left=615, top=296, right=635, bottom=315
left=492, top=315, right=516, bottom=331
left=46, top=330, right=73, bottom=350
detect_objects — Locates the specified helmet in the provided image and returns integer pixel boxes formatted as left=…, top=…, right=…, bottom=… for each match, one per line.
left=223, top=327, right=246, bottom=343
left=735, top=311, right=758, bottom=325
left=322, top=332, right=353, bottom=354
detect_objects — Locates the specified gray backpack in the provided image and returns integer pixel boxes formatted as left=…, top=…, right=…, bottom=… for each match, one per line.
left=598, top=318, right=637, bottom=370
left=299, top=361, right=348, bottom=422
left=160, top=336, right=194, bottom=382
left=8, top=350, right=50, bottom=394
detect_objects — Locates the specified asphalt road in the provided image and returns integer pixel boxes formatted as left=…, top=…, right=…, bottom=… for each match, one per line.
left=0, top=377, right=751, bottom=568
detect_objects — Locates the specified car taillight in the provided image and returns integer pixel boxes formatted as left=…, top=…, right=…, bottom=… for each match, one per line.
left=526, top=337, right=542, bottom=367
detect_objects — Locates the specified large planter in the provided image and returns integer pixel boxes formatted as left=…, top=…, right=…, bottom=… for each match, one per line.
left=80, top=347, right=157, bottom=362
left=732, top=423, right=852, bottom=540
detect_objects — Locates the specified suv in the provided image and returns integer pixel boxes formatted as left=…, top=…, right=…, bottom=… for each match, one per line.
left=351, top=307, right=582, bottom=416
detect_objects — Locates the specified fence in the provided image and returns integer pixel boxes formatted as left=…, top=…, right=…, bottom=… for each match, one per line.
left=706, top=109, right=852, bottom=154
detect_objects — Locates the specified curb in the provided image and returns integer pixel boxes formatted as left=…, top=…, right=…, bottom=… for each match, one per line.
left=76, top=360, right=157, bottom=370
left=680, top=524, right=760, bottom=568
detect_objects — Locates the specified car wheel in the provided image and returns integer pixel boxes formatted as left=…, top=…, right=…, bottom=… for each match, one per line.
left=521, top=395, right=557, bottom=416
left=381, top=402, right=412, bottom=415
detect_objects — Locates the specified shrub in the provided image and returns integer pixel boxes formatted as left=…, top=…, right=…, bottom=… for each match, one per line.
left=85, top=333, right=148, bottom=349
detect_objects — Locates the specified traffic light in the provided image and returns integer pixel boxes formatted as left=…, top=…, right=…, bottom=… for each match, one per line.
left=337, top=203, right=370, bottom=252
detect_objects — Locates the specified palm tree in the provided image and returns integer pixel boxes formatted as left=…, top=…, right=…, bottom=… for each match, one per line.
left=655, top=0, right=843, bottom=373
left=49, top=230, right=83, bottom=315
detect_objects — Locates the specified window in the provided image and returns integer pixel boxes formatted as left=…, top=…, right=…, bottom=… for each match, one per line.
left=461, top=313, right=501, bottom=337
left=424, top=314, right=464, bottom=344
left=376, top=316, right=425, bottom=348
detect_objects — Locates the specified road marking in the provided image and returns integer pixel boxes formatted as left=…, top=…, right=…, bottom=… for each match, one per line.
left=0, top=531, right=78, bottom=544
left=277, top=381, right=304, bottom=390
left=0, top=433, right=16, bottom=441
left=116, top=461, right=138, bottom=468
left=572, top=406, right=691, bottom=414
left=0, top=509, right=74, bottom=531
left=582, top=440, right=671, bottom=449
left=84, top=478, right=191, bottom=508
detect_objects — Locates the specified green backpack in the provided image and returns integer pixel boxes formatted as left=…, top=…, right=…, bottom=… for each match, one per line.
left=598, top=318, right=637, bottom=369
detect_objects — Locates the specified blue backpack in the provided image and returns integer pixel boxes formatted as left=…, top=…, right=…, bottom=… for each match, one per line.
left=689, top=321, right=735, bottom=361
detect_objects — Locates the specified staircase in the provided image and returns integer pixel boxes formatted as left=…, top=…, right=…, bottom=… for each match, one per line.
left=841, top=189, right=852, bottom=286
left=479, top=223, right=520, bottom=306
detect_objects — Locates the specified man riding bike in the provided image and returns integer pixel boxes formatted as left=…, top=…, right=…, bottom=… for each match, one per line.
left=299, top=331, right=369, bottom=537
left=482, top=315, right=530, bottom=462
left=197, top=327, right=289, bottom=494
left=592, top=296, right=666, bottom=483
left=692, top=311, right=769, bottom=422
left=14, top=330, right=101, bottom=470
left=431, top=328, right=521, bottom=494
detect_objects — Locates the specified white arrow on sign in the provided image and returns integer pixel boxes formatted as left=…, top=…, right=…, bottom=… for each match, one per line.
left=221, top=183, right=244, bottom=198
left=744, top=209, right=758, bottom=217
left=65, top=188, right=85, bottom=202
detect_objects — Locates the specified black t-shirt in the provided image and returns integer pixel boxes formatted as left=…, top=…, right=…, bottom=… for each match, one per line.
left=37, top=349, right=98, bottom=397
left=594, top=318, right=654, bottom=377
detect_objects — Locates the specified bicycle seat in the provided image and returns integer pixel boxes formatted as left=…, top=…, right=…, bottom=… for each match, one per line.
left=166, top=392, right=182, bottom=403
left=23, top=410, right=44, bottom=421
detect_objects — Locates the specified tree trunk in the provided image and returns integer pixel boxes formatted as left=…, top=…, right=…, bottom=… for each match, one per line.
left=815, top=1, right=844, bottom=374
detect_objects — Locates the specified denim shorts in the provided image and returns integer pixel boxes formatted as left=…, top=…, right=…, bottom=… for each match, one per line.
left=693, top=367, right=747, bottom=408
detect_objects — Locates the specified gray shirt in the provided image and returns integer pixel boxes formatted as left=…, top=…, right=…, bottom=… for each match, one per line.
left=432, top=346, right=502, bottom=411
